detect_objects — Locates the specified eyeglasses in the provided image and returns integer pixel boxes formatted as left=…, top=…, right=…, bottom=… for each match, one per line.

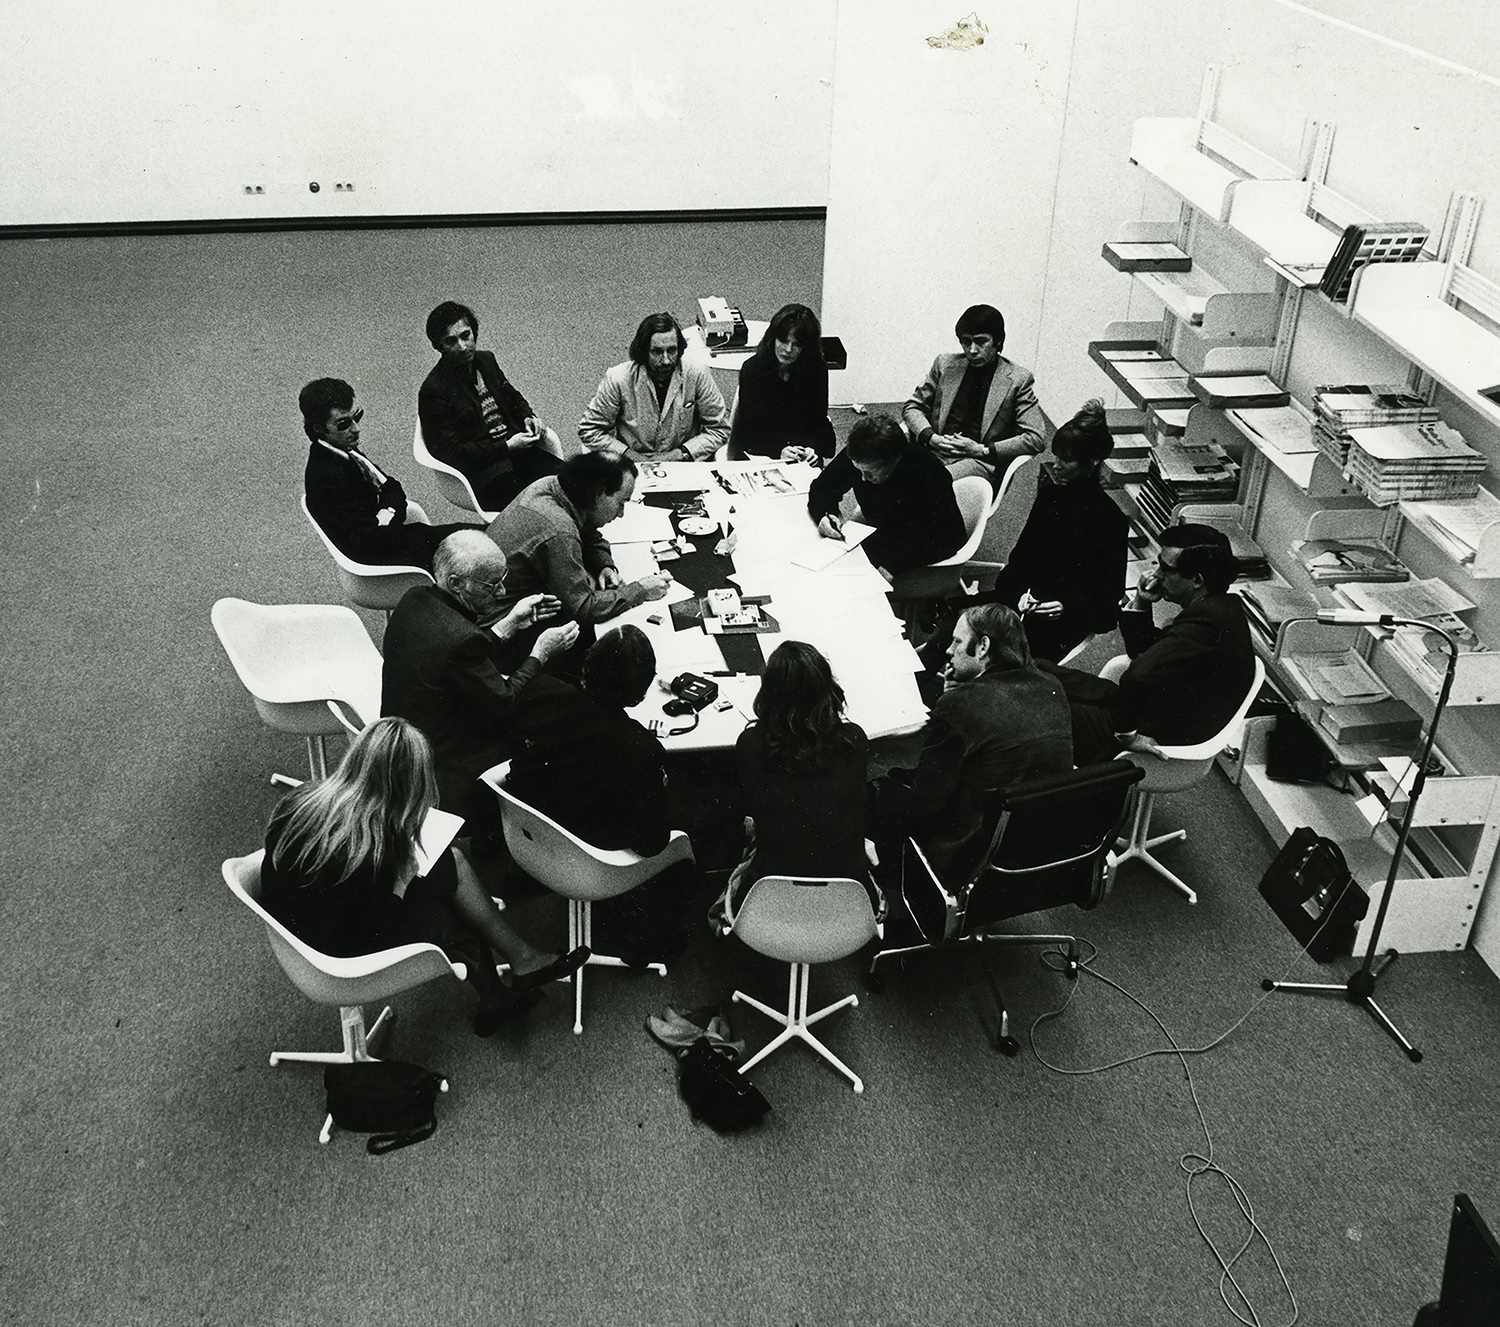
left=329, top=408, right=364, bottom=431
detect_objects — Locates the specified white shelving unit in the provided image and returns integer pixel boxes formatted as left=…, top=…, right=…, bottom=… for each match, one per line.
left=1102, top=66, right=1500, bottom=959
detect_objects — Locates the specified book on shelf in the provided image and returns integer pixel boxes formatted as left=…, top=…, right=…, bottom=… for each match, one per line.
left=1190, top=374, right=1290, bottom=410
left=1102, top=241, right=1192, bottom=273
left=1292, top=537, right=1410, bottom=583
left=1318, top=697, right=1423, bottom=745
left=1317, top=222, right=1430, bottom=303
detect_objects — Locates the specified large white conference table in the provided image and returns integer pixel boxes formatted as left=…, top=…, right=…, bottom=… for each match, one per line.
left=594, top=459, right=930, bottom=751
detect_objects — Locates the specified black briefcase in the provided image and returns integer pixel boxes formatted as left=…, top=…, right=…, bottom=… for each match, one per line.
left=1257, top=827, right=1369, bottom=962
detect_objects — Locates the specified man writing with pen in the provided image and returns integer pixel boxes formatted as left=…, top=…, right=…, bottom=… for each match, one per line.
left=806, top=413, right=965, bottom=581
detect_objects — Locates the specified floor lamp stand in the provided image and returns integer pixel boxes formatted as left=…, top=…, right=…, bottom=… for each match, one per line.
left=1262, top=615, right=1460, bottom=1065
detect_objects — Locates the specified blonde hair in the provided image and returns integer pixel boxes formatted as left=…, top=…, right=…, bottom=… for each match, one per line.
left=271, top=717, right=438, bottom=889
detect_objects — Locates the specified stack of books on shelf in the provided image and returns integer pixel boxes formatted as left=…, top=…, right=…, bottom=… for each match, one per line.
left=1343, top=419, right=1486, bottom=506
left=1134, top=438, right=1239, bottom=533
left=1313, top=384, right=1438, bottom=468
left=1292, top=537, right=1410, bottom=584
left=1317, top=697, right=1423, bottom=747
left=1103, top=432, right=1152, bottom=484
left=1237, top=581, right=1319, bottom=646
left=1102, top=241, right=1191, bottom=273
left=1316, top=221, right=1429, bottom=304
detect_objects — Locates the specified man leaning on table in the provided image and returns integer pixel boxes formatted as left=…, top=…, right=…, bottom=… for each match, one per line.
left=903, top=303, right=1046, bottom=482
left=381, top=531, right=579, bottom=827
left=578, top=312, right=729, bottom=463
left=485, top=452, right=673, bottom=663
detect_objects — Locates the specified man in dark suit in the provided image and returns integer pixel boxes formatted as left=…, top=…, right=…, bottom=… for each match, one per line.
left=381, top=531, right=579, bottom=827
left=301, top=377, right=475, bottom=569
left=417, top=300, right=563, bottom=513
left=902, top=303, right=1046, bottom=482
left=1052, top=524, right=1257, bottom=763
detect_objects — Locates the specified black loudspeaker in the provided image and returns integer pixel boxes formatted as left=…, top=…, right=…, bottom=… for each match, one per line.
left=1257, top=827, right=1369, bottom=962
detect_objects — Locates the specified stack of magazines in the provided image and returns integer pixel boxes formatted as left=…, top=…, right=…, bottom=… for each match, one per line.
left=1292, top=537, right=1409, bottom=583
left=1313, top=384, right=1437, bottom=468
left=1343, top=419, right=1486, bottom=506
left=1135, top=438, right=1239, bottom=533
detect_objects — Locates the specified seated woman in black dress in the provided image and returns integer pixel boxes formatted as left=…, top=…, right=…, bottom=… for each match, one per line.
left=716, top=642, right=881, bottom=922
left=259, top=717, right=587, bottom=1036
left=728, top=303, right=836, bottom=463
left=989, top=398, right=1129, bottom=662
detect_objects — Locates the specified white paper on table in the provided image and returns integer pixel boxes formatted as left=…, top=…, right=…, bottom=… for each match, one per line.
left=610, top=542, right=659, bottom=581
left=790, top=521, right=875, bottom=570
left=412, top=807, right=465, bottom=881
left=1355, top=792, right=1385, bottom=828
left=600, top=503, right=677, bottom=544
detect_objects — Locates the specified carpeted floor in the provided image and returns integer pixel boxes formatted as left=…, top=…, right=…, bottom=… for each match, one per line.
left=2, top=221, right=1497, bottom=1327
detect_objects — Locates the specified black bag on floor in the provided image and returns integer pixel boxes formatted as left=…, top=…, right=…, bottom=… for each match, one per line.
left=324, top=1060, right=447, bottom=1155
left=1257, top=826, right=1369, bottom=962
left=677, top=1037, right=770, bottom=1133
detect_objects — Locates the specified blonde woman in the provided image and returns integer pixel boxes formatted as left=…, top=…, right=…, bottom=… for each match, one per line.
left=259, top=717, right=586, bottom=1035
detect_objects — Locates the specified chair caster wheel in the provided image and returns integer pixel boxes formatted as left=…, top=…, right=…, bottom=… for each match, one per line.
left=862, top=970, right=885, bottom=994
left=1261, top=979, right=1275, bottom=992
left=995, top=1036, right=1020, bottom=1057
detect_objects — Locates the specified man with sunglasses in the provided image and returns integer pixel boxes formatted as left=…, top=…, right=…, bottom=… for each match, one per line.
left=301, top=377, right=478, bottom=571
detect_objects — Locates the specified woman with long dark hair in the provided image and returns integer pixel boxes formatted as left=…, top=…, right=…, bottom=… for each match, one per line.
left=728, top=302, right=837, bottom=462
left=716, top=641, right=877, bottom=919
left=259, top=717, right=586, bottom=1035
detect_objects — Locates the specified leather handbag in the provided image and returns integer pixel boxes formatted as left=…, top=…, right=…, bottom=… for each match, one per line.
left=323, top=1060, right=447, bottom=1154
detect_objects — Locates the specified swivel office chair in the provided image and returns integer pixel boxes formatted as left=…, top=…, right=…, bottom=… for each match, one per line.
left=869, top=760, right=1143, bottom=1054
left=222, top=851, right=464, bottom=1143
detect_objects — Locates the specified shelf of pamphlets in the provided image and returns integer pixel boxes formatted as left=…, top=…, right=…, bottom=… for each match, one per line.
left=1399, top=488, right=1500, bottom=579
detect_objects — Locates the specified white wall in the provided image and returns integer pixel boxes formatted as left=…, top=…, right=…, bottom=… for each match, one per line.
left=0, top=1, right=837, bottom=224
left=819, top=1, right=1080, bottom=404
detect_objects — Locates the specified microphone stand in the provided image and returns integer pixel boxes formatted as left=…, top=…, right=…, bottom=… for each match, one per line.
left=1262, top=614, right=1460, bottom=1064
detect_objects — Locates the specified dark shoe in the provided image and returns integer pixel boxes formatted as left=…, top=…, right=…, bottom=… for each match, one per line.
left=473, top=987, right=543, bottom=1037
left=511, top=946, right=590, bottom=994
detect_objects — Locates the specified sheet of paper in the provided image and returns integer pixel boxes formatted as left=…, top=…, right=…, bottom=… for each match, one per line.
left=789, top=521, right=875, bottom=571
left=600, top=502, right=676, bottom=544
left=610, top=542, right=659, bottom=580
left=414, top=807, right=465, bottom=878
left=1379, top=757, right=1419, bottom=792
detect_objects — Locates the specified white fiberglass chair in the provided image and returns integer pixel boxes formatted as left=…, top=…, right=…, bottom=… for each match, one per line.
left=481, top=763, right=694, bottom=1034
left=889, top=475, right=996, bottom=613
left=300, top=495, right=432, bottom=614
left=726, top=875, right=881, bottom=1094
left=412, top=420, right=500, bottom=522
left=1104, top=655, right=1266, bottom=903
left=211, top=597, right=382, bottom=783
left=222, top=851, right=464, bottom=1143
